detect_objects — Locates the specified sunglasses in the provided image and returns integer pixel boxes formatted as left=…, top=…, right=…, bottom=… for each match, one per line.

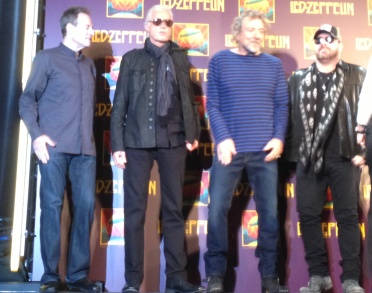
left=148, top=18, right=174, bottom=27
left=314, top=36, right=338, bottom=45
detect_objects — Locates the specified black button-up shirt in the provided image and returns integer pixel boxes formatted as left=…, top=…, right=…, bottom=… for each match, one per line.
left=19, top=43, right=96, bottom=156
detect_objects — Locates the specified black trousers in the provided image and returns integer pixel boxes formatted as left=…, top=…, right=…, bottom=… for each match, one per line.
left=296, top=159, right=361, bottom=282
left=123, top=146, right=188, bottom=287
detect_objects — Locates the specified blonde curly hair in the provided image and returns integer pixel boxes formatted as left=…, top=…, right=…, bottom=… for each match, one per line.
left=231, top=10, right=270, bottom=44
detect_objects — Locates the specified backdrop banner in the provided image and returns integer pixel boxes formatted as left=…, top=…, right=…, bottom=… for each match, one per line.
left=42, top=1, right=372, bottom=292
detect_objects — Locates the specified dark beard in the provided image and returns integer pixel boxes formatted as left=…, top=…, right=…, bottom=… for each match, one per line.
left=316, top=50, right=338, bottom=63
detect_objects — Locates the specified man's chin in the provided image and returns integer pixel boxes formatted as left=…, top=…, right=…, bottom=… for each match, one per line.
left=245, top=46, right=260, bottom=55
left=248, top=43, right=262, bottom=52
left=82, top=40, right=91, bottom=48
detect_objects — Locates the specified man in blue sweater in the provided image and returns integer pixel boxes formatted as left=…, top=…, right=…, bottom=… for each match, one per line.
left=204, top=10, right=289, bottom=293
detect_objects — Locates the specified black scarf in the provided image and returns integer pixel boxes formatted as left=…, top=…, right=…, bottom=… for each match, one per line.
left=145, top=38, right=177, bottom=126
left=298, top=61, right=344, bottom=173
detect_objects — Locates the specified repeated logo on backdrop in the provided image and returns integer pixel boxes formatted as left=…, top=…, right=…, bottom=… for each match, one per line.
left=98, top=0, right=371, bottom=251
left=242, top=210, right=258, bottom=247
left=101, top=208, right=125, bottom=245
left=303, top=27, right=319, bottom=59
left=173, top=24, right=209, bottom=56
left=240, top=0, right=275, bottom=21
left=183, top=170, right=210, bottom=206
left=303, top=26, right=340, bottom=60
left=107, top=0, right=144, bottom=17
left=103, top=56, right=121, bottom=90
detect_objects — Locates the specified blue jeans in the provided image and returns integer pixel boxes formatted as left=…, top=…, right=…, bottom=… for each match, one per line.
left=204, top=152, right=279, bottom=279
left=38, top=152, right=96, bottom=284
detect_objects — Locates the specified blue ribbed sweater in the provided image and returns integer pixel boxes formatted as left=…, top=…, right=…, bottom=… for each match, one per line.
left=206, top=49, right=289, bottom=153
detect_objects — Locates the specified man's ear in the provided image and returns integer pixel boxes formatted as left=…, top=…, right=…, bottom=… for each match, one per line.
left=66, top=22, right=75, bottom=36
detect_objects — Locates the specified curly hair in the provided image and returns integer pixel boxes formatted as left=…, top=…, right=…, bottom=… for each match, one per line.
left=231, top=10, right=270, bottom=43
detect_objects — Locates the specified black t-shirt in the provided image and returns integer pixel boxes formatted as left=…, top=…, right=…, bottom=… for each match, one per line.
left=316, top=71, right=340, bottom=160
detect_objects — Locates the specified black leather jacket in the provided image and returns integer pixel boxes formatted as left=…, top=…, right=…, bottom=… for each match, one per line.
left=110, top=41, right=200, bottom=152
left=285, top=61, right=366, bottom=162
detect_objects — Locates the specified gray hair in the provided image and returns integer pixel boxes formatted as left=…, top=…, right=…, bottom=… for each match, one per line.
left=231, top=10, right=269, bottom=43
left=144, top=5, right=173, bottom=24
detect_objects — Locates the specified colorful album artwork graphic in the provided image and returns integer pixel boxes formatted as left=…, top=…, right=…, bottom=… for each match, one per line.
left=239, top=0, right=275, bottom=22
left=107, top=0, right=143, bottom=18
left=103, top=56, right=122, bottom=90
left=242, top=210, right=258, bottom=247
left=173, top=23, right=209, bottom=56
left=183, top=170, right=209, bottom=206
left=100, top=208, right=125, bottom=245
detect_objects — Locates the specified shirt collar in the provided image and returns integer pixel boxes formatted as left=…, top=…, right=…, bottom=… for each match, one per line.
left=59, top=43, right=83, bottom=60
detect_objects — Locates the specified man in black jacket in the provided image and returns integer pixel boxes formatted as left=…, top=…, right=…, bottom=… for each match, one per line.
left=286, top=24, right=365, bottom=293
left=110, top=4, right=203, bottom=293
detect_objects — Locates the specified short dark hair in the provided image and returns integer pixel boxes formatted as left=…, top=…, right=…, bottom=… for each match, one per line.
left=60, top=6, right=90, bottom=37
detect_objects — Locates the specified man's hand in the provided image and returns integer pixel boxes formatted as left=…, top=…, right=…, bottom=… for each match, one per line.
left=357, top=133, right=366, bottom=148
left=263, top=138, right=283, bottom=162
left=217, top=139, right=237, bottom=165
left=352, top=155, right=365, bottom=167
left=356, top=125, right=366, bottom=147
left=113, top=151, right=127, bottom=169
left=33, top=135, right=56, bottom=164
left=186, top=140, right=199, bottom=151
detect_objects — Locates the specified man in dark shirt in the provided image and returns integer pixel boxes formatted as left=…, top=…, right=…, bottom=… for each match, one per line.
left=286, top=24, right=365, bottom=293
left=110, top=4, right=203, bottom=293
left=19, top=6, right=100, bottom=293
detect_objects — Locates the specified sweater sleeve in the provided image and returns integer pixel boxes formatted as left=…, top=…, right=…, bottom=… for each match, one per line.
left=357, top=57, right=372, bottom=126
left=272, top=59, right=289, bottom=142
left=206, top=53, right=232, bottom=146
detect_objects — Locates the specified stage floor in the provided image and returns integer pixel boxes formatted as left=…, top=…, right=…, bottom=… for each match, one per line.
left=0, top=282, right=249, bottom=293
left=0, top=282, right=40, bottom=292
left=0, top=282, right=182, bottom=293
left=0, top=282, right=167, bottom=293
left=0, top=282, right=109, bottom=292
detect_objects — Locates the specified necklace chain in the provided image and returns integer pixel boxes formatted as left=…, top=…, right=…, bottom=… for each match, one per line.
left=317, top=71, right=332, bottom=91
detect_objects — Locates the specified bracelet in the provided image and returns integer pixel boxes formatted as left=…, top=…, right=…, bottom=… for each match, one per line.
left=356, top=130, right=366, bottom=134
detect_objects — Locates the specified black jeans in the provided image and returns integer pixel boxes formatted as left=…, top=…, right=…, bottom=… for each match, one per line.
left=123, top=146, right=188, bottom=286
left=296, top=159, right=361, bottom=282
